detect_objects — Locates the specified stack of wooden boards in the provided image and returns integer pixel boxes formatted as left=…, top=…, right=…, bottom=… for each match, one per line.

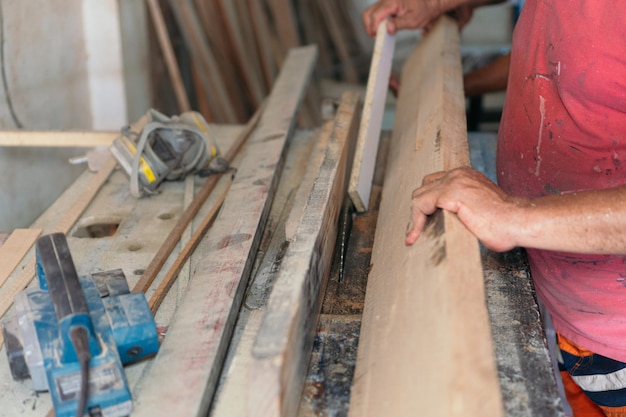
left=149, top=0, right=373, bottom=124
left=0, top=15, right=515, bottom=417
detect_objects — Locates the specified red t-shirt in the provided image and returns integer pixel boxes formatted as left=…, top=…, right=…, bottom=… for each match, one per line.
left=497, top=0, right=626, bottom=361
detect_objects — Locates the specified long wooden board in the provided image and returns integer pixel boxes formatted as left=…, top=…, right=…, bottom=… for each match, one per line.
left=131, top=46, right=318, bottom=417
left=248, top=91, right=360, bottom=417
left=348, top=17, right=503, bottom=417
left=349, top=19, right=395, bottom=212
left=0, top=131, right=116, bottom=147
left=168, top=0, right=243, bottom=123
left=146, top=0, right=191, bottom=112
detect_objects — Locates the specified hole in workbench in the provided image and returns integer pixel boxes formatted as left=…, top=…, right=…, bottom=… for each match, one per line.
left=128, top=243, right=143, bottom=252
left=157, top=212, right=174, bottom=220
left=133, top=269, right=145, bottom=276
left=73, top=218, right=121, bottom=238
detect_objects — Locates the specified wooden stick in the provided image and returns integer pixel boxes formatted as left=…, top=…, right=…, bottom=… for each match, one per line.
left=349, top=19, right=395, bottom=212
left=148, top=176, right=232, bottom=314
left=132, top=102, right=265, bottom=294
left=146, top=0, right=191, bottom=112
left=0, top=229, right=41, bottom=289
left=348, top=17, right=502, bottom=417
left=0, top=131, right=117, bottom=147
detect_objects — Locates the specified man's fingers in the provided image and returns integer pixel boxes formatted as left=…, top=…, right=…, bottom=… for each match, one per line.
left=405, top=209, right=427, bottom=245
left=362, top=1, right=400, bottom=36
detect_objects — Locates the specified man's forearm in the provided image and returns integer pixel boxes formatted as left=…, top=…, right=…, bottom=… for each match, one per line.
left=514, top=186, right=626, bottom=254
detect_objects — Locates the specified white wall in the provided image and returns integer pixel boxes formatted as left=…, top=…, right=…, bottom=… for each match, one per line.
left=0, top=0, right=150, bottom=231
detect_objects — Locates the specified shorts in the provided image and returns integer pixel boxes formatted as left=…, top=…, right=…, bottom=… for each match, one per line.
left=558, top=333, right=626, bottom=417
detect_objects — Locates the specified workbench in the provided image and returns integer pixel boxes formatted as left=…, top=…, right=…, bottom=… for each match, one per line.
left=0, top=127, right=563, bottom=417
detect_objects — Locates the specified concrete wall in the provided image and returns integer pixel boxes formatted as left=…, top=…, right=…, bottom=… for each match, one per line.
left=0, top=0, right=150, bottom=231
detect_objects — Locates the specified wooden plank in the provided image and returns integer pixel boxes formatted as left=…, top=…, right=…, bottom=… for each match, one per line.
left=348, top=17, right=503, bottom=417
left=131, top=45, right=318, bottom=417
left=217, top=0, right=267, bottom=109
left=248, top=91, right=360, bottom=417
left=168, top=0, right=242, bottom=123
left=0, top=229, right=41, bottom=289
left=146, top=0, right=191, bottom=112
left=349, top=19, right=395, bottom=212
left=211, top=127, right=322, bottom=417
left=0, top=131, right=116, bottom=147
left=318, top=0, right=360, bottom=83
left=247, top=0, right=279, bottom=90
left=194, top=0, right=249, bottom=121
left=265, top=0, right=301, bottom=55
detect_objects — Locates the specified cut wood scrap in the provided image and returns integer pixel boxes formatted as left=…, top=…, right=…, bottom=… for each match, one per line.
left=0, top=131, right=117, bottom=147
left=248, top=90, right=361, bottom=417
left=217, top=0, right=267, bottom=109
left=349, top=19, right=395, bottom=212
left=131, top=45, right=318, bottom=417
left=146, top=0, right=191, bottom=112
left=168, top=0, right=243, bottom=123
left=348, top=17, right=502, bottom=417
left=0, top=229, right=41, bottom=289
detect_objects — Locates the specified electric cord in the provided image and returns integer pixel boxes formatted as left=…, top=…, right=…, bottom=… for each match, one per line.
left=70, top=325, right=91, bottom=417
left=0, top=2, right=23, bottom=128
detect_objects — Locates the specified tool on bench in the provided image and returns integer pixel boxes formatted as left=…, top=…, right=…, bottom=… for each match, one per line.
left=2, top=233, right=159, bottom=417
left=110, top=108, right=227, bottom=197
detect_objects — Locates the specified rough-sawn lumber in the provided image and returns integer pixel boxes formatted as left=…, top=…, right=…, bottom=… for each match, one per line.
left=348, top=17, right=503, bottom=417
left=349, top=18, right=395, bottom=212
left=131, top=45, right=318, bottom=417
left=248, top=90, right=361, bottom=417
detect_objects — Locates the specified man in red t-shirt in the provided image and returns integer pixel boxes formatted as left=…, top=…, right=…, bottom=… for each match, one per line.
left=363, top=1, right=626, bottom=416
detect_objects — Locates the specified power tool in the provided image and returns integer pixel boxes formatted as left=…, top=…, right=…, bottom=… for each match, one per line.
left=110, top=109, right=224, bottom=198
left=2, top=233, right=159, bottom=417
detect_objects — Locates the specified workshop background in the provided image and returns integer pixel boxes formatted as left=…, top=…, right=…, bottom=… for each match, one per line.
left=0, top=0, right=514, bottom=232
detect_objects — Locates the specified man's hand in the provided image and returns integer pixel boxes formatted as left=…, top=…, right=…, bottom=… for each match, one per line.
left=405, top=167, right=525, bottom=252
left=362, top=0, right=448, bottom=36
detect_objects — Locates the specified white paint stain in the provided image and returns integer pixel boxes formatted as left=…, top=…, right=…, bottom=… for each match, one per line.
left=535, top=95, right=546, bottom=177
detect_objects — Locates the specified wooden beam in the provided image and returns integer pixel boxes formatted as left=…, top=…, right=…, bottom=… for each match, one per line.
left=168, top=0, right=243, bottom=123
left=249, top=90, right=361, bottom=417
left=217, top=0, right=267, bottom=109
left=349, top=19, right=395, bottom=212
left=348, top=17, right=503, bottom=417
left=318, top=0, right=360, bottom=83
left=131, top=45, right=318, bottom=417
left=146, top=0, right=191, bottom=112
left=0, top=131, right=117, bottom=147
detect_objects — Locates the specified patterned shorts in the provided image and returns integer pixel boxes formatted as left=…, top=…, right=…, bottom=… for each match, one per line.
left=558, top=333, right=626, bottom=417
